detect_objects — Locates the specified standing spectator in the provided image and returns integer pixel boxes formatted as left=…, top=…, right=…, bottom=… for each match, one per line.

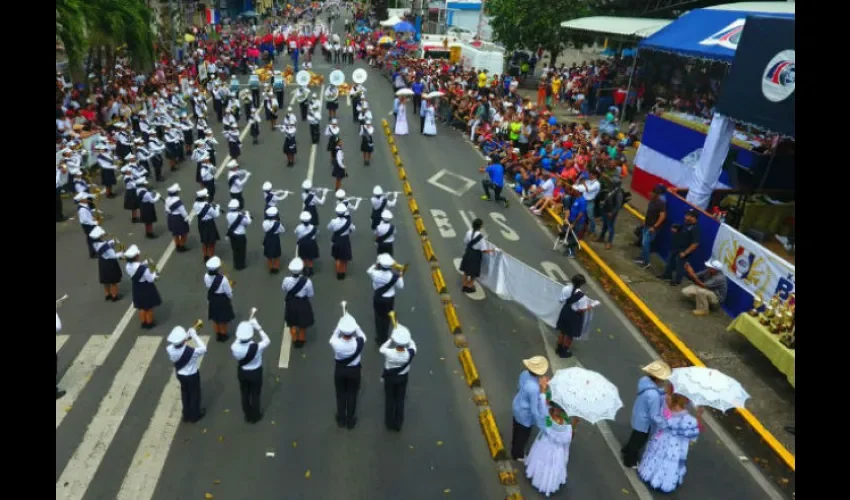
left=635, top=185, right=667, bottom=269
left=576, top=169, right=601, bottom=234
left=597, top=176, right=625, bottom=250
left=510, top=356, right=549, bottom=462
left=560, top=185, right=586, bottom=258
left=660, top=209, right=701, bottom=286
left=682, top=260, right=727, bottom=316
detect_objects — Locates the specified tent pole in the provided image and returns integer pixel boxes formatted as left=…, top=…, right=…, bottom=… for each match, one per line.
left=620, top=52, right=638, bottom=123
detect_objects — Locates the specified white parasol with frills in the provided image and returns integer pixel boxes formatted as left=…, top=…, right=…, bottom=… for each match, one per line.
left=548, top=367, right=623, bottom=424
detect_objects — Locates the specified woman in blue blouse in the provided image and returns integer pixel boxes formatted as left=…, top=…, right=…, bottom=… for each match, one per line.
left=510, top=356, right=549, bottom=461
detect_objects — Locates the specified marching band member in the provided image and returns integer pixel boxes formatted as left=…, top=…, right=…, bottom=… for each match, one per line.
left=249, top=109, right=262, bottom=145
left=165, top=183, right=191, bottom=252
left=56, top=164, right=66, bottom=222
left=225, top=124, right=242, bottom=160
left=95, top=145, right=118, bottom=198
left=295, top=211, right=319, bottom=276
left=264, top=91, right=279, bottom=129
left=126, top=153, right=148, bottom=180
left=262, top=181, right=290, bottom=208
left=293, top=86, right=311, bottom=121
left=371, top=186, right=398, bottom=230
left=350, top=82, right=366, bottom=123
left=335, top=189, right=362, bottom=219
left=329, top=305, right=366, bottom=429
left=328, top=203, right=355, bottom=280
left=198, top=154, right=216, bottom=202
left=135, top=138, right=151, bottom=180
left=147, top=136, right=166, bottom=182
left=374, top=210, right=396, bottom=256
left=121, top=168, right=140, bottom=223
left=75, top=192, right=98, bottom=258
left=136, top=179, right=161, bottom=239
left=138, top=110, right=152, bottom=141
left=324, top=118, right=341, bottom=152
left=192, top=140, right=208, bottom=185
left=283, top=106, right=297, bottom=127
left=283, top=257, right=315, bottom=348
left=203, top=128, right=218, bottom=166
left=301, top=179, right=327, bottom=226
left=165, top=125, right=184, bottom=169
left=307, top=99, right=321, bottom=144
left=179, top=114, right=195, bottom=156
left=283, top=122, right=298, bottom=166
left=114, top=122, right=132, bottom=159
left=57, top=312, right=65, bottom=399
left=273, top=71, right=286, bottom=108
left=380, top=322, right=417, bottom=431
left=213, top=82, right=225, bottom=122
left=194, top=189, right=221, bottom=262
left=225, top=199, right=252, bottom=270
left=460, top=218, right=495, bottom=293
left=325, top=83, right=340, bottom=120
left=357, top=101, right=372, bottom=126
left=124, top=244, right=161, bottom=329
left=360, top=119, right=375, bottom=166
left=331, top=138, right=347, bottom=191
left=196, top=115, right=209, bottom=141
left=232, top=318, right=270, bottom=423
left=166, top=323, right=207, bottom=422
left=223, top=108, right=237, bottom=130
left=205, top=256, right=235, bottom=342
left=227, top=160, right=252, bottom=209
left=70, top=168, right=91, bottom=195
left=89, top=226, right=124, bottom=301
left=368, top=253, right=405, bottom=346
left=263, top=207, right=285, bottom=274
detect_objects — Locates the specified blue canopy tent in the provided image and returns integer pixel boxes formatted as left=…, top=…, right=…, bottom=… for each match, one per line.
left=394, top=21, right=416, bottom=33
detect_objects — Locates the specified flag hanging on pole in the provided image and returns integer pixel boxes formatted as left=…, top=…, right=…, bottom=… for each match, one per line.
left=206, top=8, right=220, bottom=25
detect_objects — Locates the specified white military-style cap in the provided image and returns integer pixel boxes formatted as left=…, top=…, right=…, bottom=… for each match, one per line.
left=377, top=253, right=395, bottom=268
left=228, top=199, right=240, bottom=209
left=134, top=138, right=144, bottom=144
left=125, top=153, right=136, bottom=160
left=206, top=256, right=222, bottom=270
left=69, top=168, right=83, bottom=176
left=302, top=179, right=313, bottom=190
left=262, top=181, right=273, bottom=191
left=331, top=118, right=338, bottom=125
left=88, top=226, right=105, bottom=239
left=299, top=211, right=312, bottom=223
left=167, top=183, right=180, bottom=193
left=335, top=189, right=346, bottom=199
left=73, top=192, right=92, bottom=202
left=372, top=185, right=383, bottom=196
left=265, top=207, right=279, bottom=217
left=167, top=326, right=188, bottom=344
left=337, top=314, right=357, bottom=335
left=136, top=178, right=149, bottom=185
left=390, top=324, right=412, bottom=346
left=114, top=122, right=126, bottom=129
left=335, top=203, right=347, bottom=215
left=366, top=120, right=372, bottom=125
left=124, top=244, right=140, bottom=258
left=288, top=257, right=304, bottom=273
left=196, top=188, right=209, bottom=197
left=235, top=321, right=254, bottom=341
left=381, top=210, right=393, bottom=221
left=227, top=159, right=239, bottom=168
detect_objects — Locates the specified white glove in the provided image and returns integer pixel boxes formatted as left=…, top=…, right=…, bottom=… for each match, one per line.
left=115, top=252, right=124, bottom=258
left=250, top=318, right=262, bottom=331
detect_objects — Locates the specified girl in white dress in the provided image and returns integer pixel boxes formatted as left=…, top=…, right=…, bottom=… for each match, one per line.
left=394, top=96, right=409, bottom=136
left=525, top=385, right=578, bottom=497
left=422, top=101, right=437, bottom=136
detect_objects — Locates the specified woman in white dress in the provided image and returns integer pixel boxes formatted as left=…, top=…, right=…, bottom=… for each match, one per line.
left=525, top=382, right=578, bottom=497
left=394, top=96, right=409, bottom=136
left=422, top=101, right=437, bottom=136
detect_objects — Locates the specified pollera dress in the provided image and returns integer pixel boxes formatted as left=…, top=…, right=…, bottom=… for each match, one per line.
left=637, top=404, right=700, bottom=493
left=524, top=395, right=573, bottom=497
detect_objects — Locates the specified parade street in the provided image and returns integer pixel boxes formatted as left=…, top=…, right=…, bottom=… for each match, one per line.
left=56, top=24, right=786, bottom=500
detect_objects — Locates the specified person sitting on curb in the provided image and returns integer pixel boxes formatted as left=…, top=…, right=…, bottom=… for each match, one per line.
left=682, top=260, right=727, bottom=316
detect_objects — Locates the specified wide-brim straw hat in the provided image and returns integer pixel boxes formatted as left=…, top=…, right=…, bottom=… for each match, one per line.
left=522, top=356, right=549, bottom=376
left=641, top=360, right=672, bottom=380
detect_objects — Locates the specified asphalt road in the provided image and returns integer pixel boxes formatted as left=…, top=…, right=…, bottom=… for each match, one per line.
left=56, top=19, right=787, bottom=500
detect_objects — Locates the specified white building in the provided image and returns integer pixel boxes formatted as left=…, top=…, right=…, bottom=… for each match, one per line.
left=444, top=0, right=493, bottom=40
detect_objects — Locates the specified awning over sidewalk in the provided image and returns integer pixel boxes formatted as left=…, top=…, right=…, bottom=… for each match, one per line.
left=560, top=16, right=671, bottom=39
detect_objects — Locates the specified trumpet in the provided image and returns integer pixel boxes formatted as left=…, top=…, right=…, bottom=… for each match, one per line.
left=219, top=263, right=235, bottom=286
left=191, top=319, right=204, bottom=330
left=56, top=294, right=70, bottom=308
left=271, top=189, right=292, bottom=197
left=341, top=300, right=348, bottom=316
left=143, top=255, right=159, bottom=274
left=103, top=234, right=126, bottom=252
left=391, top=262, right=409, bottom=275
left=388, top=310, right=398, bottom=329
left=249, top=307, right=258, bottom=321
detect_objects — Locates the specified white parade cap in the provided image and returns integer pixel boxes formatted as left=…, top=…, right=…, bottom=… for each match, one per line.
left=125, top=153, right=136, bottom=160
left=377, top=253, right=395, bottom=268
left=114, top=122, right=126, bottom=128
left=124, top=244, right=140, bottom=258
left=89, top=226, right=105, bottom=239
left=390, top=324, right=412, bottom=346
left=335, top=189, right=346, bottom=199
left=228, top=199, right=240, bottom=209
left=299, top=211, right=312, bottom=223
left=302, top=179, right=312, bottom=190
left=265, top=207, right=279, bottom=217
left=134, top=138, right=144, bottom=144
left=167, top=183, right=180, bottom=193
left=373, top=185, right=383, bottom=196
left=337, top=314, right=357, bottom=335
left=262, top=181, right=273, bottom=191
left=73, top=192, right=91, bottom=202
left=381, top=210, right=393, bottom=221
left=335, top=203, right=347, bottom=215
left=288, top=257, right=304, bottom=273
left=167, top=326, right=188, bottom=344
left=366, top=120, right=372, bottom=125
left=331, top=118, right=338, bottom=124
left=196, top=188, right=209, bottom=197
left=136, top=178, right=149, bottom=185
left=235, top=321, right=254, bottom=341
left=206, top=256, right=222, bottom=270
left=227, top=159, right=239, bottom=168
left=69, top=168, right=83, bottom=176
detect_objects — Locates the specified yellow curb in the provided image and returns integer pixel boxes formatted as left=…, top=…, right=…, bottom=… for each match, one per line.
left=394, top=156, right=404, bottom=168
left=431, top=268, right=447, bottom=294
left=444, top=303, right=462, bottom=334
left=422, top=239, right=436, bottom=262
left=381, top=119, right=389, bottom=128
left=398, top=167, right=407, bottom=180
left=402, top=181, right=413, bottom=196
left=479, top=408, right=507, bottom=461
left=387, top=137, right=395, bottom=145
left=414, top=216, right=427, bottom=235
left=407, top=197, right=419, bottom=214
left=498, top=470, right=518, bottom=486
left=458, top=348, right=480, bottom=387
left=391, top=145, right=399, bottom=155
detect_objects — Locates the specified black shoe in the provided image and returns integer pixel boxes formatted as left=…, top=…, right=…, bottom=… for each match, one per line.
left=105, top=295, right=113, bottom=301
left=271, top=268, right=279, bottom=274
left=190, top=409, right=207, bottom=423
left=89, top=254, right=98, bottom=259
left=559, top=349, right=573, bottom=359
left=111, top=294, right=123, bottom=302
left=670, top=281, right=680, bottom=287
left=145, top=233, right=156, bottom=239
left=56, top=217, right=67, bottom=223
left=337, top=272, right=345, bottom=280
left=56, top=389, right=66, bottom=400
left=346, top=417, right=357, bottom=429
left=503, top=199, right=510, bottom=208
left=216, top=333, right=229, bottom=342
left=204, top=255, right=211, bottom=262
left=132, top=217, right=140, bottom=223
left=336, top=415, right=346, bottom=428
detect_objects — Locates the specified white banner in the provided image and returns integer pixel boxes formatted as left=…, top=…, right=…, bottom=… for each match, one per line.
left=711, top=223, right=796, bottom=299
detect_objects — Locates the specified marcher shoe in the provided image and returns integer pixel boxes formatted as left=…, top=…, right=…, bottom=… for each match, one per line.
left=346, top=417, right=358, bottom=430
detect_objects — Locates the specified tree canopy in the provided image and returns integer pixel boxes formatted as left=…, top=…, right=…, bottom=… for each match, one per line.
left=487, top=0, right=595, bottom=60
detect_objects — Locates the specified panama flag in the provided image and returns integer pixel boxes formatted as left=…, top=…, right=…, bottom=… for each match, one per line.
left=206, top=8, right=220, bottom=25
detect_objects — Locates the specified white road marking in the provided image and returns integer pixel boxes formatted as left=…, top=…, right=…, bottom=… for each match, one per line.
left=56, top=335, right=69, bottom=353
left=429, top=209, right=457, bottom=238
left=56, top=336, right=161, bottom=500
left=115, top=336, right=209, bottom=500
left=540, top=261, right=568, bottom=283
left=488, top=212, right=519, bottom=241
left=534, top=319, right=654, bottom=500
left=426, top=168, right=477, bottom=197
left=279, top=327, right=293, bottom=369
left=56, top=113, right=253, bottom=425
left=458, top=210, right=473, bottom=231
left=452, top=258, right=486, bottom=300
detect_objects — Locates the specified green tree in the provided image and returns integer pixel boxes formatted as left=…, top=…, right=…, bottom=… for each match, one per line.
left=487, top=0, right=594, bottom=62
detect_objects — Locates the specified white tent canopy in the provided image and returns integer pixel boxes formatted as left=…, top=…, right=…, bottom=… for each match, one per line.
left=560, top=16, right=672, bottom=39
left=380, top=16, right=403, bottom=28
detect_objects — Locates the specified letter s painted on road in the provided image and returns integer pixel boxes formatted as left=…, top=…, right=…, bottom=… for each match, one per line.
left=489, top=212, right=519, bottom=241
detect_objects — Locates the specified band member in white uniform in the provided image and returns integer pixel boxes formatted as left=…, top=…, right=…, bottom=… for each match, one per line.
left=380, top=322, right=417, bottom=431
left=166, top=323, right=207, bottom=423
left=307, top=100, right=322, bottom=144
left=198, top=154, right=216, bottom=201
left=328, top=203, right=355, bottom=280
left=75, top=192, right=98, bottom=258
left=262, top=181, right=290, bottom=208
left=283, top=257, right=316, bottom=348
left=370, top=186, right=399, bottom=230
left=124, top=244, right=162, bottom=329
left=295, top=211, right=320, bottom=276
left=225, top=124, right=242, bottom=159
left=367, top=253, right=405, bottom=346
left=226, top=160, right=252, bottom=209
left=374, top=210, right=396, bottom=256
left=225, top=199, right=252, bottom=270
left=293, top=86, right=310, bottom=121
left=357, top=101, right=373, bottom=127
left=350, top=83, right=366, bottom=123
left=460, top=218, right=495, bottom=293
left=194, top=189, right=221, bottom=262
left=325, top=84, right=340, bottom=120
left=57, top=313, right=66, bottom=399
left=301, top=179, right=327, bottom=226
left=282, top=122, right=298, bottom=166
left=263, top=207, right=285, bottom=274
left=324, top=118, right=341, bottom=152
left=335, top=189, right=362, bottom=220
left=95, top=145, right=118, bottom=198
left=205, top=256, right=235, bottom=342
left=360, top=120, right=375, bottom=165
left=330, top=306, right=366, bottom=429
left=136, top=178, right=161, bottom=239
left=331, top=138, right=347, bottom=191
left=231, top=318, right=270, bottom=423
left=165, top=183, right=191, bottom=252
left=283, top=106, right=298, bottom=126
left=89, top=226, right=124, bottom=302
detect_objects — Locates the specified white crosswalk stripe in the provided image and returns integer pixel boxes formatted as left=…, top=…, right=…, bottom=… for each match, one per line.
left=56, top=335, right=69, bottom=353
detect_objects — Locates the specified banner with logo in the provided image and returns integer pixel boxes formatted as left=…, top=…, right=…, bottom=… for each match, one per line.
left=711, top=223, right=796, bottom=300
left=716, top=16, right=795, bottom=137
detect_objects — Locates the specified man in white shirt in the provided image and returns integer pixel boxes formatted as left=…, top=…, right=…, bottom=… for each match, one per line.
left=576, top=169, right=601, bottom=234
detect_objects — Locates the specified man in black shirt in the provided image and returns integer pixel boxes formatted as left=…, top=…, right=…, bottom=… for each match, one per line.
left=660, top=209, right=701, bottom=285
left=634, top=185, right=667, bottom=268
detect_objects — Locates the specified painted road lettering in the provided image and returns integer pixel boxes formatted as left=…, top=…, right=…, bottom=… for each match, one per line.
left=489, top=212, right=519, bottom=241
left=429, top=209, right=457, bottom=238
left=541, top=261, right=569, bottom=283
left=427, top=169, right=477, bottom=197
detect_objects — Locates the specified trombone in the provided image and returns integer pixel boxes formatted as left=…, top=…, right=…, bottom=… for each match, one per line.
left=388, top=310, right=398, bottom=329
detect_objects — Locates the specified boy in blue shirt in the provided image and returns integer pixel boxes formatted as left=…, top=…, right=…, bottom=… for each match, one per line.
left=560, top=184, right=586, bottom=258
left=478, top=155, right=509, bottom=208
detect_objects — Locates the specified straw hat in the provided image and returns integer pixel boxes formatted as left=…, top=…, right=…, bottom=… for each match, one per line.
left=641, top=360, right=672, bottom=380
left=522, top=356, right=549, bottom=376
